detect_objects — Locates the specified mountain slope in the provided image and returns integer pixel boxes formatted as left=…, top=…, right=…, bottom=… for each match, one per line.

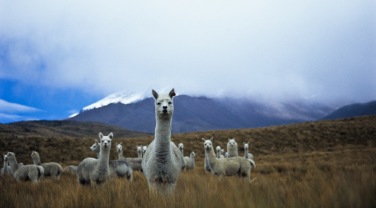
left=69, top=95, right=333, bottom=133
left=0, top=120, right=150, bottom=139
left=323, top=100, right=376, bottom=120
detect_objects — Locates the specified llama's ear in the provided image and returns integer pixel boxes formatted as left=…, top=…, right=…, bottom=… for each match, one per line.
left=202, top=138, right=206, bottom=141
left=152, top=89, right=158, bottom=99
left=169, top=88, right=176, bottom=98
left=210, top=137, right=213, bottom=141
left=108, top=132, right=114, bottom=139
left=99, top=132, right=103, bottom=139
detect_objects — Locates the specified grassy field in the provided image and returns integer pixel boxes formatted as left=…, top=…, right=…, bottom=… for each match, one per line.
left=1, top=116, right=375, bottom=207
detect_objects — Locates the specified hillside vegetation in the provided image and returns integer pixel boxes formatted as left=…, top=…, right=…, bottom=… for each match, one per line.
left=0, top=116, right=375, bottom=207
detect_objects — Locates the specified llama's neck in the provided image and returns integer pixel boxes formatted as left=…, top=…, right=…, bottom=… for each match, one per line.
left=118, top=150, right=125, bottom=160
left=3, top=159, right=9, bottom=172
left=32, top=154, right=42, bottom=165
left=244, top=148, right=249, bottom=158
left=97, top=147, right=110, bottom=174
left=216, top=149, right=221, bottom=158
left=190, top=155, right=195, bottom=167
left=154, top=117, right=172, bottom=162
left=204, top=149, right=211, bottom=170
left=229, top=146, right=238, bottom=155
left=206, top=148, right=218, bottom=168
left=7, top=157, right=19, bottom=173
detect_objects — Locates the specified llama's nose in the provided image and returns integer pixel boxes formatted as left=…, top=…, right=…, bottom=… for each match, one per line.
left=163, top=106, right=167, bottom=110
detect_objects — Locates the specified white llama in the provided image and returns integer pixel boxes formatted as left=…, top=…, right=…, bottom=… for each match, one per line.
left=204, top=145, right=212, bottom=173
left=243, top=142, right=254, bottom=160
left=116, top=142, right=142, bottom=172
left=142, top=88, right=184, bottom=195
left=137, top=145, right=143, bottom=158
left=90, top=140, right=100, bottom=158
left=203, top=138, right=252, bottom=181
left=116, top=142, right=126, bottom=160
left=6, top=152, right=44, bottom=183
left=227, top=138, right=239, bottom=157
left=142, top=145, right=147, bottom=157
left=178, top=143, right=184, bottom=155
left=178, top=143, right=188, bottom=170
left=243, top=142, right=256, bottom=168
left=63, top=165, right=78, bottom=174
left=31, top=151, right=63, bottom=180
left=77, top=132, right=113, bottom=185
left=88, top=138, right=134, bottom=178
left=1, top=152, right=11, bottom=175
left=216, top=146, right=225, bottom=158
left=184, top=151, right=196, bottom=170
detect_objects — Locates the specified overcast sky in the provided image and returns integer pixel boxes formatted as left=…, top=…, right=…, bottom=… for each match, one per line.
left=0, top=0, right=375, bottom=123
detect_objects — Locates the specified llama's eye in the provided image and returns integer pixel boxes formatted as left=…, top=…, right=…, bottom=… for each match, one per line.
left=168, top=102, right=172, bottom=104
left=157, top=102, right=161, bottom=105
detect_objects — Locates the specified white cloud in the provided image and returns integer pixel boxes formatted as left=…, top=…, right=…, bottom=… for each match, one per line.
left=0, top=100, right=40, bottom=123
left=0, top=0, right=375, bottom=103
left=0, top=99, right=40, bottom=113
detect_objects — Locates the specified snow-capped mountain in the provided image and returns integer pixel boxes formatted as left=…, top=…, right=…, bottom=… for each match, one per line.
left=69, top=91, right=334, bottom=133
left=82, top=90, right=150, bottom=111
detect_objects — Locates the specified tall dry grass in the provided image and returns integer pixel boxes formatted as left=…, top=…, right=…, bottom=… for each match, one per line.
left=1, top=116, right=375, bottom=207
left=1, top=147, right=375, bottom=208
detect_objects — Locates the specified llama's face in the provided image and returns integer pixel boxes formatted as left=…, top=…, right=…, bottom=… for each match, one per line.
left=203, top=139, right=213, bottom=151
left=190, top=152, right=196, bottom=157
left=6, top=152, right=15, bottom=160
left=116, top=143, right=123, bottom=153
left=3, top=153, right=7, bottom=162
left=244, top=143, right=249, bottom=150
left=100, top=135, right=112, bottom=149
left=228, top=139, right=237, bottom=147
left=178, top=143, right=184, bottom=150
left=90, top=141, right=100, bottom=152
left=31, top=151, right=38, bottom=159
left=137, top=145, right=142, bottom=154
left=216, top=146, right=221, bottom=151
left=152, top=89, right=176, bottom=119
left=142, top=146, right=147, bottom=153
left=98, top=132, right=113, bottom=150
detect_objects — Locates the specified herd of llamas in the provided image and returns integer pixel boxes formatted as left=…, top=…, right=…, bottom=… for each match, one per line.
left=1, top=89, right=256, bottom=195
